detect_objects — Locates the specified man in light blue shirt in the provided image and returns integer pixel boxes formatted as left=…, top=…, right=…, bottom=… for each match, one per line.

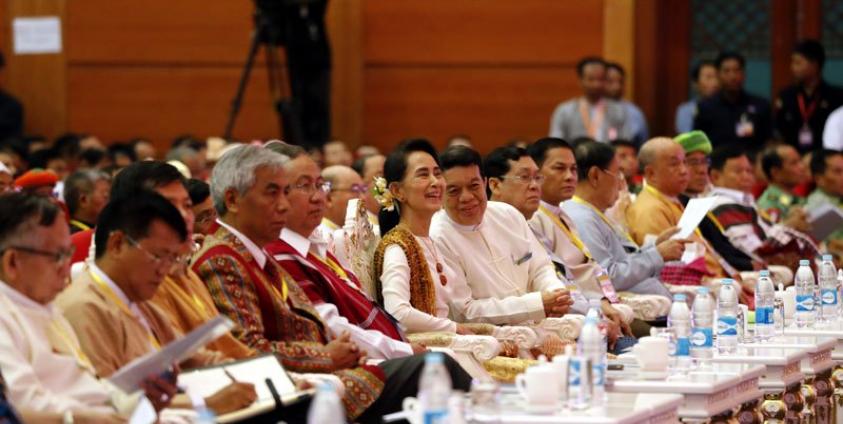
left=675, top=60, right=720, bottom=134
left=606, top=62, right=649, bottom=145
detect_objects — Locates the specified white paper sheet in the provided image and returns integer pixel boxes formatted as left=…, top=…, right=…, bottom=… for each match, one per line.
left=108, top=316, right=234, bottom=392
left=672, top=197, right=718, bottom=239
left=128, top=397, right=157, bottom=424
left=177, top=354, right=296, bottom=402
left=13, top=17, right=62, bottom=54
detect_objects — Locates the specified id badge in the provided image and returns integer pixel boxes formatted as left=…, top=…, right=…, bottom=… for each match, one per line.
left=799, top=125, right=813, bottom=147
left=596, top=269, right=620, bottom=303
left=736, top=120, right=754, bottom=137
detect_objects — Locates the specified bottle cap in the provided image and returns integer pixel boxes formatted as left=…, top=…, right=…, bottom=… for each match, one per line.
left=425, top=352, right=445, bottom=364
left=721, top=278, right=734, bottom=285
left=673, top=294, right=686, bottom=301
left=759, top=270, right=770, bottom=277
left=696, top=286, right=709, bottom=294
left=800, top=259, right=810, bottom=266
left=823, top=254, right=833, bottom=261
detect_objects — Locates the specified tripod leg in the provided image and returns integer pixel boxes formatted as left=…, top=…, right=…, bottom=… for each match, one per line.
left=223, top=28, right=263, bottom=140
left=264, top=45, right=287, bottom=139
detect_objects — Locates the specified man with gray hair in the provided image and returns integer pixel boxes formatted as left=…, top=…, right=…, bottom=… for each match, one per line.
left=63, top=170, right=111, bottom=234
left=165, top=146, right=207, bottom=180
left=195, top=144, right=470, bottom=422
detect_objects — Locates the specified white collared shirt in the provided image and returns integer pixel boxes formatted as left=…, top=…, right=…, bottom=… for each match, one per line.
left=217, top=219, right=268, bottom=268
left=0, top=279, right=131, bottom=414
left=277, top=227, right=414, bottom=359
left=710, top=186, right=756, bottom=207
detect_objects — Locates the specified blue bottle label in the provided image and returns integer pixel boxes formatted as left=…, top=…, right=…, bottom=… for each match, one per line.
left=796, top=294, right=815, bottom=311
left=675, top=337, right=690, bottom=356
left=569, top=359, right=581, bottom=386
left=593, top=363, right=605, bottom=386
left=423, top=410, right=448, bottom=424
left=691, top=327, right=713, bottom=348
left=822, top=289, right=838, bottom=306
left=717, top=316, right=738, bottom=336
left=756, top=306, right=774, bottom=325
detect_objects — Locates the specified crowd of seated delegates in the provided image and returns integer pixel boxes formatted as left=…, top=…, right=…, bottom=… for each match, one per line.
left=2, top=41, right=843, bottom=423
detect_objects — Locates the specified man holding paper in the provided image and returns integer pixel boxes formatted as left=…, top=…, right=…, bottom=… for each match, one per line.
left=625, top=137, right=733, bottom=281
left=57, top=192, right=257, bottom=415
left=806, top=149, right=843, bottom=258
left=0, top=192, right=177, bottom=422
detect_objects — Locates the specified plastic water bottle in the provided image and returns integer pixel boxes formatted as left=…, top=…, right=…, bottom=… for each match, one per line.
left=577, top=316, right=604, bottom=408
left=838, top=269, right=843, bottom=320
left=795, top=259, right=816, bottom=328
left=417, top=352, right=452, bottom=424
left=819, top=255, right=839, bottom=322
left=691, top=287, right=714, bottom=360
left=717, top=279, right=739, bottom=355
left=668, top=294, right=692, bottom=370
left=307, top=382, right=346, bottom=424
left=755, top=270, right=776, bottom=341
left=577, top=299, right=608, bottom=407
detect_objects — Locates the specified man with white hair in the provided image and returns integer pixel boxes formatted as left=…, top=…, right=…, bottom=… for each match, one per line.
left=193, top=144, right=470, bottom=423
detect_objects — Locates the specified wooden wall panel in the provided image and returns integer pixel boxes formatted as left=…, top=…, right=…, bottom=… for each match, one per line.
left=363, top=67, right=581, bottom=153
left=6, top=0, right=67, bottom=140
left=364, top=0, right=604, bottom=65
left=66, top=1, right=255, bottom=65
left=67, top=66, right=279, bottom=147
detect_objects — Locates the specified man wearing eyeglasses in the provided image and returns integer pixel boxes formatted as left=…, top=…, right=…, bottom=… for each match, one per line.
left=0, top=192, right=212, bottom=423
left=57, top=193, right=257, bottom=416
left=318, top=165, right=367, bottom=267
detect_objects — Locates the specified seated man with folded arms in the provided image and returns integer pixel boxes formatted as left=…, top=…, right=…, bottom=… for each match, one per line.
left=192, top=145, right=470, bottom=423
left=431, top=146, right=625, bottom=350
left=264, top=148, right=425, bottom=359
left=706, top=146, right=818, bottom=271
left=484, top=143, right=637, bottom=335
left=57, top=193, right=256, bottom=416
left=0, top=192, right=179, bottom=422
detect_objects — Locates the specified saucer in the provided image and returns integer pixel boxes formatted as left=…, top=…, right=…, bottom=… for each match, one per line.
left=518, top=400, right=561, bottom=414
left=637, top=369, right=669, bottom=380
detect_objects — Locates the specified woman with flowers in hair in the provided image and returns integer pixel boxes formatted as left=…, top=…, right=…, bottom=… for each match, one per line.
left=372, top=139, right=477, bottom=335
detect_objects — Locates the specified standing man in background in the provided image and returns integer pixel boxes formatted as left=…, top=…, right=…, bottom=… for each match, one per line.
left=675, top=60, right=720, bottom=134
left=694, top=51, right=772, bottom=154
left=605, top=62, right=648, bottom=145
left=549, top=57, right=633, bottom=143
left=775, top=40, right=843, bottom=153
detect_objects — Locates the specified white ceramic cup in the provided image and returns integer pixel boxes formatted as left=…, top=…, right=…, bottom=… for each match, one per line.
left=632, top=336, right=669, bottom=372
left=515, top=364, right=560, bottom=408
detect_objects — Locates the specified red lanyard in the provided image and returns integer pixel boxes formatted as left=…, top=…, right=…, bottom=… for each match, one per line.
left=797, top=93, right=818, bottom=123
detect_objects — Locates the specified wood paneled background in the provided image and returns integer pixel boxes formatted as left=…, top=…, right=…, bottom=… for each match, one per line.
left=3, top=0, right=634, bottom=154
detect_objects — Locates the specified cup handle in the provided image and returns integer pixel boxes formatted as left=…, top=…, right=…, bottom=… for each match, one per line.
left=515, top=374, right=527, bottom=398
left=403, top=397, right=418, bottom=414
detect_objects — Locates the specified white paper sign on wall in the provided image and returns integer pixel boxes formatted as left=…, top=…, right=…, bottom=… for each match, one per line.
left=13, top=17, right=62, bottom=55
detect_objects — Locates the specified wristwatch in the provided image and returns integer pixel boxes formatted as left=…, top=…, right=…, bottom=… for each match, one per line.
left=62, top=411, right=74, bottom=424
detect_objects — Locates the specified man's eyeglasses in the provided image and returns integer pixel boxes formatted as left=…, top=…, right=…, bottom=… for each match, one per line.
left=291, top=180, right=332, bottom=195
left=4, top=245, right=76, bottom=267
left=685, top=157, right=711, bottom=167
left=331, top=183, right=368, bottom=195
left=500, top=174, right=545, bottom=185
left=125, top=235, right=189, bottom=267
